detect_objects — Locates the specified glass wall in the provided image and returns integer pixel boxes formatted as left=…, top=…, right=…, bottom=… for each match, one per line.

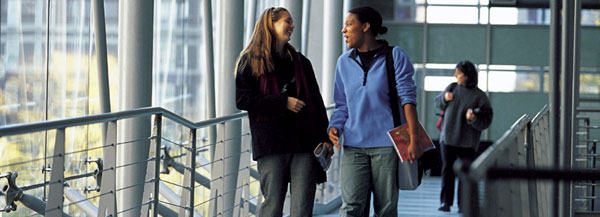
left=0, top=0, right=210, bottom=215
left=369, top=0, right=600, bottom=93
left=385, top=0, right=600, bottom=25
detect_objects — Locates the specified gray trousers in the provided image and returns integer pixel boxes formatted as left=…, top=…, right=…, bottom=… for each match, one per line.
left=340, top=146, right=398, bottom=217
left=257, top=152, right=317, bottom=217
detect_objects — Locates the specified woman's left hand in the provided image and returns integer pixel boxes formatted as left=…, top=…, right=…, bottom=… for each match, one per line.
left=466, top=108, right=475, bottom=120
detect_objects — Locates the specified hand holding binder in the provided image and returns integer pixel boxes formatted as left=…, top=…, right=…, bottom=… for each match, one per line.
left=388, top=122, right=435, bottom=162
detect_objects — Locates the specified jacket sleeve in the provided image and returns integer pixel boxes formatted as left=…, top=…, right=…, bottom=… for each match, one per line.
left=328, top=58, right=348, bottom=134
left=393, top=47, right=417, bottom=106
left=235, top=61, right=288, bottom=114
left=435, top=83, right=456, bottom=110
left=467, top=92, right=493, bottom=131
left=302, top=56, right=332, bottom=143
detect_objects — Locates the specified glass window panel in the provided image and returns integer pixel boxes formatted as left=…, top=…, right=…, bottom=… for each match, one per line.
left=395, top=5, right=417, bottom=22
left=1, top=0, right=6, bottom=25
left=514, top=71, right=542, bottom=92
left=427, top=6, right=479, bottom=24
left=416, top=5, right=426, bottom=22
left=423, top=64, right=548, bottom=92
left=582, top=9, right=600, bottom=26
left=490, top=7, right=551, bottom=25
left=480, top=7, right=489, bottom=24
left=489, top=7, right=519, bottom=24
left=394, top=0, right=420, bottom=22
left=188, top=45, right=197, bottom=70
left=176, top=44, right=184, bottom=68
left=153, top=0, right=185, bottom=115
left=0, top=131, right=47, bottom=216
left=188, top=0, right=201, bottom=25
left=105, top=0, right=118, bottom=23
left=21, top=0, right=37, bottom=24
left=1, top=0, right=48, bottom=126
left=427, top=0, right=480, bottom=5
left=424, top=76, right=456, bottom=91
left=580, top=69, right=600, bottom=94
left=484, top=66, right=545, bottom=92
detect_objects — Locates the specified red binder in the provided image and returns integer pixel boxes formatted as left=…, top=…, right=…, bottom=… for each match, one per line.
left=387, top=122, right=435, bottom=162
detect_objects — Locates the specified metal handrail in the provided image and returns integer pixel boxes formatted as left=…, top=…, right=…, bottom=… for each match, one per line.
left=531, top=104, right=549, bottom=126
left=0, top=107, right=247, bottom=137
left=0, top=104, right=339, bottom=216
left=0, top=105, right=336, bottom=137
left=468, top=114, right=531, bottom=180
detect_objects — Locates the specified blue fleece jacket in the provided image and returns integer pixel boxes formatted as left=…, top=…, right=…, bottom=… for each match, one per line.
left=328, top=44, right=417, bottom=148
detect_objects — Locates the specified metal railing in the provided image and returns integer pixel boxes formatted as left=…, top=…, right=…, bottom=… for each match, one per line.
left=574, top=105, right=600, bottom=213
left=0, top=106, right=342, bottom=216
left=456, top=104, right=600, bottom=217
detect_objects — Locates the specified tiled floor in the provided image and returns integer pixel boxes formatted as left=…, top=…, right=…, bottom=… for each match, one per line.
left=315, top=177, right=462, bottom=217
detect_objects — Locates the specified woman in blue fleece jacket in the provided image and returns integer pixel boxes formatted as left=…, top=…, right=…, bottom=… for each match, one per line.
left=327, top=7, right=422, bottom=217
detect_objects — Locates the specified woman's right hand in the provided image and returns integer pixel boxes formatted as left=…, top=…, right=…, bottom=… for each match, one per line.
left=287, top=97, right=305, bottom=113
left=444, top=91, right=454, bottom=102
left=328, top=127, right=341, bottom=150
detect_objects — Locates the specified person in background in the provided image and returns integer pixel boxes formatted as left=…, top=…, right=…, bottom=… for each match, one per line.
left=328, top=6, right=422, bottom=217
left=235, top=7, right=331, bottom=217
left=435, top=60, right=493, bottom=213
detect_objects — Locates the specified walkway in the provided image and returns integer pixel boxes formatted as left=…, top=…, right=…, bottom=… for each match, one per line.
left=316, top=177, right=462, bottom=217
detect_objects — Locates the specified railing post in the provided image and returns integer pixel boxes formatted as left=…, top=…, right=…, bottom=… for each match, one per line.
left=179, top=129, right=196, bottom=216
left=593, top=140, right=597, bottom=210
left=45, top=128, right=65, bottom=217
left=208, top=123, right=226, bottom=217
left=98, top=121, right=117, bottom=217
left=455, top=159, right=478, bottom=217
left=233, top=120, right=251, bottom=217
left=190, top=129, right=196, bottom=215
left=526, top=123, right=540, bottom=217
left=141, top=114, right=162, bottom=217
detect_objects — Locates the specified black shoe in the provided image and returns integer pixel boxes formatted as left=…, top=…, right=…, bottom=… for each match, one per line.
left=438, top=205, right=451, bottom=212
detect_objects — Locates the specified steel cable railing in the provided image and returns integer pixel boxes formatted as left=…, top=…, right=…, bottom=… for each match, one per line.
left=0, top=106, right=340, bottom=216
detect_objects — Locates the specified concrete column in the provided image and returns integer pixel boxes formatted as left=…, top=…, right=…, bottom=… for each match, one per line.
left=203, top=0, right=217, bottom=159
left=301, top=0, right=311, bottom=54
left=244, top=0, right=257, bottom=45
left=322, top=0, right=343, bottom=106
left=216, top=0, right=243, bottom=216
left=342, top=0, right=352, bottom=53
left=280, top=0, right=302, bottom=49
left=116, top=1, right=153, bottom=216
left=92, top=0, right=111, bottom=146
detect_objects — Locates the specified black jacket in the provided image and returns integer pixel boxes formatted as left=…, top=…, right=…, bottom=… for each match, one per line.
left=235, top=49, right=330, bottom=182
left=435, top=82, right=493, bottom=150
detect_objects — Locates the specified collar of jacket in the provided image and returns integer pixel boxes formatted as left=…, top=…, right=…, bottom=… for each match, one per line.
left=348, top=39, right=390, bottom=59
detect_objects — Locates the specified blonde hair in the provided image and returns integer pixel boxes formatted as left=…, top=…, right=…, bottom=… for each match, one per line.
left=235, top=7, right=291, bottom=77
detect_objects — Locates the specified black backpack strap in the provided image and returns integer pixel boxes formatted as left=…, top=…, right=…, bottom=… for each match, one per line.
left=386, top=46, right=401, bottom=127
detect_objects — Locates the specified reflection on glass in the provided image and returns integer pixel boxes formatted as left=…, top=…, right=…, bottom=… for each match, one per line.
left=427, top=6, right=480, bottom=24
left=422, top=64, right=554, bottom=92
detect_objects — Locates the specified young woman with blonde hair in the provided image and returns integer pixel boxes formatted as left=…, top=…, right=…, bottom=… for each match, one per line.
left=235, top=7, right=332, bottom=217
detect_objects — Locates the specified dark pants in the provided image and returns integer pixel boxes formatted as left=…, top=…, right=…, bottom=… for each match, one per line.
left=257, top=152, right=317, bottom=217
left=440, top=143, right=476, bottom=208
